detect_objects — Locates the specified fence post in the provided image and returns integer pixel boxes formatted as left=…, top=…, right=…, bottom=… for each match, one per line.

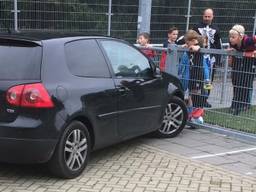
left=221, top=55, right=229, bottom=104
left=137, top=0, right=152, bottom=34
left=107, top=0, right=113, bottom=36
left=166, top=44, right=179, bottom=77
left=185, top=0, right=192, bottom=32
left=253, top=10, right=256, bottom=35
left=11, top=0, right=20, bottom=32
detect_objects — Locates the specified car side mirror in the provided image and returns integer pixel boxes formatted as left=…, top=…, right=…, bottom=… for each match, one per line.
left=149, top=60, right=161, bottom=78
left=154, top=67, right=162, bottom=78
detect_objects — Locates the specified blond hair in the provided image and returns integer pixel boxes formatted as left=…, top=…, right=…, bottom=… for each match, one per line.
left=229, top=24, right=245, bottom=36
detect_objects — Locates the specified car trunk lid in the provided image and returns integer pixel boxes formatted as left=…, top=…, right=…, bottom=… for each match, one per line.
left=0, top=38, right=42, bottom=122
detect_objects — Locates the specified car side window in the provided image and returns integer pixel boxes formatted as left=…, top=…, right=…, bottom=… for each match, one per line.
left=100, top=40, right=153, bottom=78
left=65, top=39, right=110, bottom=78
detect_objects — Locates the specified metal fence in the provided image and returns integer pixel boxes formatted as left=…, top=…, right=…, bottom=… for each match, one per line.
left=151, top=0, right=256, bottom=43
left=0, top=0, right=139, bottom=41
left=0, top=0, right=255, bottom=43
left=149, top=44, right=256, bottom=134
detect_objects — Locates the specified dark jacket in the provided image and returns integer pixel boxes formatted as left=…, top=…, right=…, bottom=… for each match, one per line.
left=163, top=39, right=179, bottom=48
left=192, top=22, right=222, bottom=49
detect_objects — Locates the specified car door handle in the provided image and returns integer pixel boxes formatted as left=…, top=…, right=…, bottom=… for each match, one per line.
left=134, top=80, right=142, bottom=84
left=117, top=86, right=130, bottom=95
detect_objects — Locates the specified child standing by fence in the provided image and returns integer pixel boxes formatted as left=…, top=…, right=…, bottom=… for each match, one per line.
left=178, top=30, right=205, bottom=119
left=159, top=27, right=179, bottom=71
left=137, top=32, right=156, bottom=59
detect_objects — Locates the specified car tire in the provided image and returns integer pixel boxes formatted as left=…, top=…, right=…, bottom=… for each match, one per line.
left=48, top=121, right=91, bottom=179
left=155, top=96, right=187, bottom=138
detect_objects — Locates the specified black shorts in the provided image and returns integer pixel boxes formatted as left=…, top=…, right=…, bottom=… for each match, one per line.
left=189, top=64, right=204, bottom=90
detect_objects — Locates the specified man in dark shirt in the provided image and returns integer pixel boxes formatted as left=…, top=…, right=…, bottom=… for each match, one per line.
left=193, top=8, right=222, bottom=50
left=192, top=8, right=222, bottom=108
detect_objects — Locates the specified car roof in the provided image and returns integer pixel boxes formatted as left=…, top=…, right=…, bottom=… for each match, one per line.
left=0, top=31, right=115, bottom=42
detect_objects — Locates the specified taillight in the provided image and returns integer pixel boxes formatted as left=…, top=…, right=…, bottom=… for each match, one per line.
left=6, top=83, right=54, bottom=108
left=6, top=85, right=24, bottom=106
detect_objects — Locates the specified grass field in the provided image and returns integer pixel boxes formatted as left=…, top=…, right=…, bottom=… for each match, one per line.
left=204, top=106, right=256, bottom=134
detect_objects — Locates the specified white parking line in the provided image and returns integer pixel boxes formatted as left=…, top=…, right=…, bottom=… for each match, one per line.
left=191, top=147, right=256, bottom=159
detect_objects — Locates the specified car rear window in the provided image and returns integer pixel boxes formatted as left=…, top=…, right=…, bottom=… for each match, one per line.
left=0, top=40, right=41, bottom=80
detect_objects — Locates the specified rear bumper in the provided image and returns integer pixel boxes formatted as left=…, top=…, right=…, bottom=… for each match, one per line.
left=0, top=114, right=65, bottom=163
left=0, top=137, right=57, bottom=163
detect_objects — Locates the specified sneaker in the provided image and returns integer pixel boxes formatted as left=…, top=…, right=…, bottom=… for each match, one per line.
left=191, top=108, right=205, bottom=118
left=204, top=83, right=213, bottom=90
left=203, top=102, right=212, bottom=108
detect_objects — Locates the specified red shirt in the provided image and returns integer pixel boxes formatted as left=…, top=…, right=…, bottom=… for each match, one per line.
left=140, top=48, right=156, bottom=59
left=230, top=35, right=256, bottom=58
left=230, top=35, right=256, bottom=52
left=159, top=51, right=167, bottom=71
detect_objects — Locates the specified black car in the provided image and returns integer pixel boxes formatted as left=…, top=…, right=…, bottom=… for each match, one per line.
left=0, top=32, right=187, bottom=178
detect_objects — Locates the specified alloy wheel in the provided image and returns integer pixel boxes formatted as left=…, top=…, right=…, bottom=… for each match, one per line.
left=64, top=129, right=88, bottom=171
left=159, top=103, right=184, bottom=135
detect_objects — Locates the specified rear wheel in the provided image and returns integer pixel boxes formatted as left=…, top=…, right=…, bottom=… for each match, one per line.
left=49, top=121, right=91, bottom=179
left=155, top=96, right=187, bottom=138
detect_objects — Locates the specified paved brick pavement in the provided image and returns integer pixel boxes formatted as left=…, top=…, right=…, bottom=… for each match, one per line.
left=141, top=128, right=256, bottom=176
left=0, top=139, right=255, bottom=192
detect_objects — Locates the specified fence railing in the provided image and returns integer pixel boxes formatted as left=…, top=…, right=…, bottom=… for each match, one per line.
left=142, top=45, right=256, bottom=134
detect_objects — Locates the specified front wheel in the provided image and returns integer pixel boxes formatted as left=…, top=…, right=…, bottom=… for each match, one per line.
left=48, top=121, right=91, bottom=179
left=155, top=96, right=187, bottom=138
